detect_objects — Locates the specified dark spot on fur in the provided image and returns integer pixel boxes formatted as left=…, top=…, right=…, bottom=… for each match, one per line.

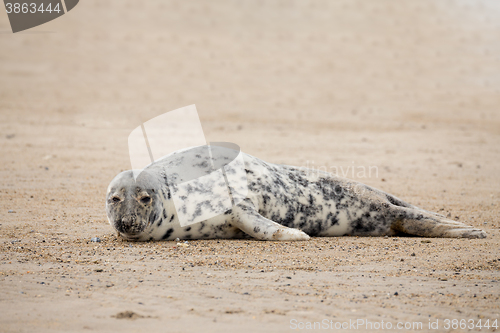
left=326, top=212, right=339, bottom=226
left=280, top=209, right=295, bottom=227
left=192, top=200, right=212, bottom=219
left=149, top=211, right=157, bottom=224
left=198, top=222, right=206, bottom=231
left=194, top=161, right=209, bottom=168
left=334, top=185, right=342, bottom=195
left=307, top=220, right=323, bottom=237
left=162, top=228, right=174, bottom=240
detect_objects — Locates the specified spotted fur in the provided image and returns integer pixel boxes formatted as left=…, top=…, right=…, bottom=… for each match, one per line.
left=105, top=147, right=487, bottom=241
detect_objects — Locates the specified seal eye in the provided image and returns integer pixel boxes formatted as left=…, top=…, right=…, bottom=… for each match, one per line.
left=140, top=196, right=151, bottom=204
left=112, top=196, right=121, bottom=203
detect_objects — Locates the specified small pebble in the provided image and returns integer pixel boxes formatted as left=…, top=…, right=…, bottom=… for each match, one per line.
left=394, top=292, right=399, bottom=296
left=174, top=238, right=180, bottom=242
left=91, top=237, right=101, bottom=243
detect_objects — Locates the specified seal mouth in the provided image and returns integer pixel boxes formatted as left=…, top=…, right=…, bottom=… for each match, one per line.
left=114, top=217, right=147, bottom=236
left=118, top=233, right=142, bottom=241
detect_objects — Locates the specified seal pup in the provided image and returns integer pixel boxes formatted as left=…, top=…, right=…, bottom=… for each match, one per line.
left=105, top=146, right=487, bottom=241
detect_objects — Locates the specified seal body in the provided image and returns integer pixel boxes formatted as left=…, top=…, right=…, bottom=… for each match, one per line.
left=106, top=147, right=487, bottom=241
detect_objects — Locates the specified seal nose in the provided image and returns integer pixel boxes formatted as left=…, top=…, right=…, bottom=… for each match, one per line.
left=116, top=215, right=141, bottom=234
left=122, top=215, right=135, bottom=224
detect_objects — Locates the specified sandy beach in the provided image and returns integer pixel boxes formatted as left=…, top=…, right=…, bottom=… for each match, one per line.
left=0, top=1, right=499, bottom=332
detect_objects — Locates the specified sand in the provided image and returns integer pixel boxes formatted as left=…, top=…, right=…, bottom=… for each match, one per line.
left=0, top=1, right=499, bottom=332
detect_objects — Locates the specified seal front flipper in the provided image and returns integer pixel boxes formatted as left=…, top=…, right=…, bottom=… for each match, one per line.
left=391, top=206, right=487, bottom=239
left=232, top=200, right=310, bottom=241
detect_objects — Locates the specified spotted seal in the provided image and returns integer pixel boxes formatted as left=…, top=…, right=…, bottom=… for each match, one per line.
left=105, top=146, right=486, bottom=241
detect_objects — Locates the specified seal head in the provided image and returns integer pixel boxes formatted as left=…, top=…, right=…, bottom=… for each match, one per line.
left=105, top=170, right=163, bottom=240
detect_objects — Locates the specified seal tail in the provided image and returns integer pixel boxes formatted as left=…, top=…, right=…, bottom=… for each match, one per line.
left=391, top=207, right=487, bottom=239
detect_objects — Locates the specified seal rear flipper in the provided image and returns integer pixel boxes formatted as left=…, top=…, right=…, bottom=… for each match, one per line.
left=384, top=192, right=446, bottom=218
left=391, top=207, right=487, bottom=239
left=232, top=201, right=310, bottom=241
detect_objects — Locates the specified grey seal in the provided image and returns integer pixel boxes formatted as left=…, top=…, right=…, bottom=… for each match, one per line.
left=105, top=146, right=486, bottom=241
